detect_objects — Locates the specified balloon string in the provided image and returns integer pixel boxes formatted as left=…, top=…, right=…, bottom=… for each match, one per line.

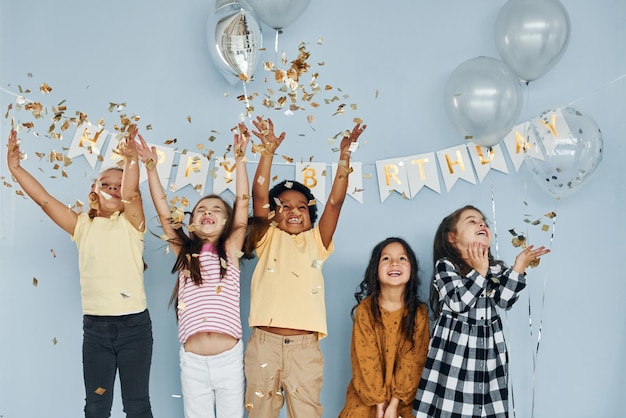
left=488, top=159, right=519, bottom=418
left=530, top=197, right=558, bottom=418
left=566, top=72, right=626, bottom=107
left=274, top=29, right=279, bottom=65
left=242, top=81, right=251, bottom=118
left=0, top=86, right=34, bottom=103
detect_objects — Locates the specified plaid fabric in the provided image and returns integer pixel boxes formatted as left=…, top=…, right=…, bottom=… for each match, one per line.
left=413, top=258, right=526, bottom=418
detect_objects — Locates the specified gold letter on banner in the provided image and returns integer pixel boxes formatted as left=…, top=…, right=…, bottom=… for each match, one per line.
left=475, top=146, right=495, bottom=165
left=445, top=150, right=465, bottom=174
left=541, top=113, right=559, bottom=137
left=185, top=156, right=202, bottom=177
left=515, top=131, right=532, bottom=154
left=411, top=158, right=429, bottom=180
left=302, top=167, right=318, bottom=189
left=385, top=164, right=401, bottom=185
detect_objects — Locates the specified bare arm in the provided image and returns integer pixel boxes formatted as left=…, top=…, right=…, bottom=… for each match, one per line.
left=6, top=128, right=77, bottom=234
left=250, top=117, right=285, bottom=219
left=226, top=123, right=250, bottom=267
left=318, top=123, right=366, bottom=248
left=135, top=132, right=181, bottom=254
left=119, top=124, right=145, bottom=231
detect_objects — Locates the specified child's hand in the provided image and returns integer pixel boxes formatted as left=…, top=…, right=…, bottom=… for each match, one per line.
left=466, top=241, right=489, bottom=277
left=513, top=245, right=551, bottom=274
left=376, top=403, right=385, bottom=418
left=251, top=116, right=285, bottom=156
left=233, top=122, right=250, bottom=161
left=6, top=129, right=21, bottom=171
left=119, top=124, right=139, bottom=161
left=135, top=133, right=158, bottom=170
left=340, top=123, right=366, bottom=159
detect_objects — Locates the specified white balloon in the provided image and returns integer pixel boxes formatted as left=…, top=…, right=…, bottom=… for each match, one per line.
left=525, top=107, right=603, bottom=198
left=494, top=0, right=571, bottom=82
left=246, top=0, right=311, bottom=30
left=444, top=57, right=523, bottom=148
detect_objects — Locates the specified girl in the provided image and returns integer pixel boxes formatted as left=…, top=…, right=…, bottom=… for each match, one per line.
left=413, top=205, right=550, bottom=418
left=339, top=237, right=430, bottom=418
left=6, top=125, right=154, bottom=418
left=136, top=124, right=249, bottom=418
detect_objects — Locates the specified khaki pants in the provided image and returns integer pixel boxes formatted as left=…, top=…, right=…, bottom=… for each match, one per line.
left=244, top=328, right=324, bottom=418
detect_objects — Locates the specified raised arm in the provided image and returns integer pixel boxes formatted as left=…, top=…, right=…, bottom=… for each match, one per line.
left=250, top=116, right=285, bottom=218
left=6, top=128, right=78, bottom=235
left=119, top=124, right=145, bottom=232
left=318, top=123, right=366, bottom=248
left=226, top=123, right=250, bottom=265
left=135, top=132, right=181, bottom=254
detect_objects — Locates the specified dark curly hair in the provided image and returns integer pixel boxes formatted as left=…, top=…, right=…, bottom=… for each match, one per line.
left=268, top=180, right=318, bottom=225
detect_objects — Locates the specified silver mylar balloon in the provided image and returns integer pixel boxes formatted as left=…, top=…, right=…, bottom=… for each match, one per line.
left=246, top=0, right=311, bottom=30
left=494, top=0, right=571, bottom=82
left=444, top=56, right=523, bottom=148
left=207, top=0, right=263, bottom=85
left=525, top=107, right=603, bottom=199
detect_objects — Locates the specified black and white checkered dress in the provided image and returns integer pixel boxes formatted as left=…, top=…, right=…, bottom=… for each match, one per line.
left=413, top=257, right=526, bottom=418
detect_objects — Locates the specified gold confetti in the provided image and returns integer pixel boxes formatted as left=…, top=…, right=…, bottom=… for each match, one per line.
left=215, top=285, right=222, bottom=294
left=177, top=302, right=187, bottom=310
left=311, top=259, right=322, bottom=269
left=50, top=249, right=56, bottom=258
left=95, top=387, right=106, bottom=395
left=33, top=277, right=38, bottom=287
left=39, top=83, right=53, bottom=94
left=529, top=258, right=541, bottom=268
left=52, top=337, right=58, bottom=345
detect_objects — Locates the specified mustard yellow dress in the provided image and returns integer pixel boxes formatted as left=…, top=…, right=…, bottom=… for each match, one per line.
left=339, top=297, right=430, bottom=418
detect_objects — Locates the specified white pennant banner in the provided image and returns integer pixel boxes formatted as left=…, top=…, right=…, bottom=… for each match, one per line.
left=295, top=162, right=327, bottom=204
left=436, top=145, right=476, bottom=192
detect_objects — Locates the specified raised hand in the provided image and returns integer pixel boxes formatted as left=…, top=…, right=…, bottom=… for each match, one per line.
left=135, top=133, right=158, bottom=170
left=513, top=245, right=551, bottom=273
left=233, top=122, right=250, bottom=162
left=6, top=129, right=21, bottom=171
left=466, top=241, right=489, bottom=277
left=251, top=116, right=285, bottom=156
left=339, top=122, right=366, bottom=159
left=118, top=124, right=139, bottom=162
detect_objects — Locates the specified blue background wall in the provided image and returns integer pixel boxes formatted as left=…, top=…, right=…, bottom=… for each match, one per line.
left=1, top=1, right=624, bottom=417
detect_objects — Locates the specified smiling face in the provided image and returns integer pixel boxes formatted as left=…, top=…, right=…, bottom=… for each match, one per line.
left=377, top=242, right=411, bottom=289
left=447, top=208, right=491, bottom=251
left=190, top=197, right=230, bottom=242
left=92, top=168, right=124, bottom=216
left=274, top=189, right=313, bottom=235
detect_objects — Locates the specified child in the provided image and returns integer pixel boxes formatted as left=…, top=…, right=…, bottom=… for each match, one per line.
left=242, top=116, right=366, bottom=417
left=413, top=205, right=550, bottom=418
left=136, top=124, right=249, bottom=418
left=339, top=237, right=430, bottom=418
left=6, top=125, right=154, bottom=418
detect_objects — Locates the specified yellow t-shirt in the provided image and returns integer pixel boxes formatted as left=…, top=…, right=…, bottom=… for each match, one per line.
left=248, top=225, right=334, bottom=338
left=72, top=212, right=147, bottom=315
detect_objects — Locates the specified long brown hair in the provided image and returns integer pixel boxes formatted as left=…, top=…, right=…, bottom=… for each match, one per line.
left=352, top=237, right=425, bottom=346
left=429, top=205, right=503, bottom=318
left=168, top=195, right=234, bottom=309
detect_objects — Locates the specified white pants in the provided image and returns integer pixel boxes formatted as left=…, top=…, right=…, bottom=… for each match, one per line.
left=180, top=339, right=244, bottom=418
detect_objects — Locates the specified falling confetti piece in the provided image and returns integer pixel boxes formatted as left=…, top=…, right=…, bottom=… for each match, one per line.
left=95, top=387, right=106, bottom=395
left=33, top=277, right=38, bottom=287
left=50, top=249, right=56, bottom=258
left=52, top=337, right=58, bottom=345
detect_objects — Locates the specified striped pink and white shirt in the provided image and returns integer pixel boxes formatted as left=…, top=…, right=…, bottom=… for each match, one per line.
left=177, top=243, right=242, bottom=343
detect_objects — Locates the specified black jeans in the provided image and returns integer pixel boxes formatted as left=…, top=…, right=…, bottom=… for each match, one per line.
left=82, top=309, right=154, bottom=418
